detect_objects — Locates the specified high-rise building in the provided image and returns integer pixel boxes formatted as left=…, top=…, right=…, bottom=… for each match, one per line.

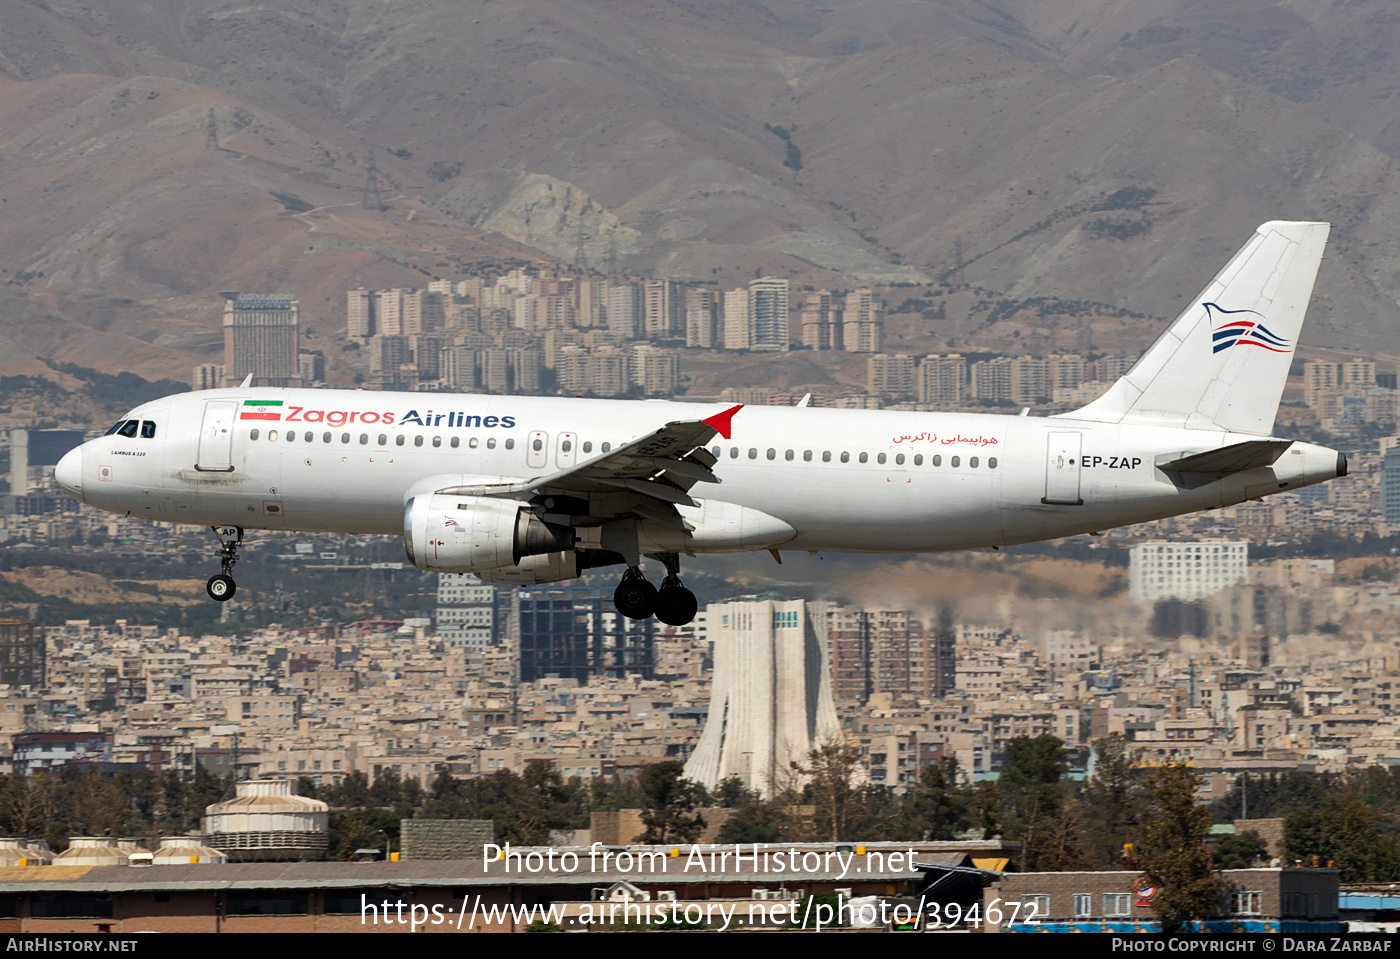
left=685, top=288, right=718, bottom=348
left=606, top=284, right=641, bottom=339
left=868, top=354, right=917, bottom=398
left=827, top=605, right=955, bottom=705
left=0, top=618, right=44, bottom=688
left=1129, top=541, right=1248, bottom=602
left=643, top=280, right=680, bottom=339
left=748, top=276, right=790, bottom=352
left=1383, top=446, right=1400, bottom=527
left=223, top=295, right=299, bottom=387
left=918, top=354, right=966, bottom=405
left=800, top=290, right=835, bottom=350
left=373, top=289, right=405, bottom=336
left=839, top=288, right=881, bottom=352
left=970, top=357, right=1014, bottom=402
left=192, top=364, right=225, bottom=392
left=722, top=287, right=750, bottom=350
left=346, top=289, right=374, bottom=339
left=515, top=586, right=654, bottom=682
left=435, top=574, right=498, bottom=652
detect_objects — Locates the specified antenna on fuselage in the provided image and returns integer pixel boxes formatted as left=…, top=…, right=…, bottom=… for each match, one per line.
left=239, top=373, right=253, bottom=388
left=795, top=393, right=811, bottom=408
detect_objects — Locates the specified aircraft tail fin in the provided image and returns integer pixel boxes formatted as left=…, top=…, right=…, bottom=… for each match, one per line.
left=1065, top=221, right=1330, bottom=435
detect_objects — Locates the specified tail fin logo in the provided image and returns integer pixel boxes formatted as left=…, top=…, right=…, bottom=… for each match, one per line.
left=1206, top=302, right=1292, bottom=354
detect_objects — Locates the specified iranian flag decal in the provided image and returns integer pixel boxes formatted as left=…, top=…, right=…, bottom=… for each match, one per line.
left=240, top=399, right=284, bottom=421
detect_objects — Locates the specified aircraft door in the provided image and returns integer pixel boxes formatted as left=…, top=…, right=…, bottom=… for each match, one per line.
left=195, top=400, right=238, bottom=472
left=1043, top=431, right=1083, bottom=505
left=527, top=430, right=549, bottom=469
left=557, top=432, right=577, bottom=469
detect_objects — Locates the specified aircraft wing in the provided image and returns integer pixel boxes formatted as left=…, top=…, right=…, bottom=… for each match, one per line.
left=435, top=405, right=742, bottom=524
left=1158, top=439, right=1292, bottom=474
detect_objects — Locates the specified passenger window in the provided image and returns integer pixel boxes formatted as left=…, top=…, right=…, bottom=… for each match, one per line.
left=532, top=438, right=543, bottom=452
left=877, top=453, right=886, bottom=465
left=450, top=436, right=459, bottom=449
left=286, top=431, right=296, bottom=443
left=766, top=449, right=776, bottom=460
left=432, top=436, right=441, bottom=448
left=414, top=436, right=424, bottom=447
left=970, top=456, right=979, bottom=468
left=268, top=430, right=279, bottom=441
left=140, top=421, right=156, bottom=439
left=932, top=455, right=942, bottom=467
left=602, top=442, right=611, bottom=453
left=487, top=438, right=496, bottom=449
left=784, top=450, right=793, bottom=461
left=710, top=446, right=719, bottom=457
left=951, top=455, right=961, bottom=467
left=914, top=454, right=923, bottom=466
left=859, top=452, right=868, bottom=464
left=822, top=451, right=831, bottom=463
left=250, top=429, right=260, bottom=441
left=395, top=434, right=405, bottom=447
left=341, top=433, right=351, bottom=444
left=840, top=452, right=850, bottom=463
left=324, top=432, right=332, bottom=444
left=803, top=451, right=812, bottom=462
left=505, top=439, right=515, bottom=450
left=895, top=454, right=904, bottom=465
left=380, top=434, right=388, bottom=446
left=748, top=449, right=758, bottom=459
left=562, top=440, right=572, bottom=452
left=361, top=434, right=370, bottom=445
left=730, top=448, right=738, bottom=458
left=989, top=457, right=998, bottom=469
left=584, top=442, right=593, bottom=453
left=117, top=421, right=139, bottom=438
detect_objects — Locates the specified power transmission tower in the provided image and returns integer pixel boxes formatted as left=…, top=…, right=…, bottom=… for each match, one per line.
left=362, top=152, right=385, bottom=211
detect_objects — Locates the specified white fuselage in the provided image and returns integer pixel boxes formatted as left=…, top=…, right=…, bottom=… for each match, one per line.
left=57, top=388, right=1343, bottom=557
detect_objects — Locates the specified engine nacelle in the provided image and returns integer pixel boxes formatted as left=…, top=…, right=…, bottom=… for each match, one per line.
left=403, top=494, right=573, bottom=573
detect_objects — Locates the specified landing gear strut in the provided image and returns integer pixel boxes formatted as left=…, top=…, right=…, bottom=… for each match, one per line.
left=206, top=525, right=244, bottom=602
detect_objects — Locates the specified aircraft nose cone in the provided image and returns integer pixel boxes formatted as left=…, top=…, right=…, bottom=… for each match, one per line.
left=55, top=447, right=83, bottom=499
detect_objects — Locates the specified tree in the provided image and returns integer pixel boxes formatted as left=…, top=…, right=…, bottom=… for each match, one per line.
left=1138, top=763, right=1218, bottom=933
left=1082, top=733, right=1146, bottom=868
left=802, top=737, right=864, bottom=842
left=1284, top=791, right=1400, bottom=882
left=1214, top=830, right=1268, bottom=870
left=997, top=735, right=1068, bottom=870
left=899, top=757, right=971, bottom=841
left=637, top=761, right=707, bottom=844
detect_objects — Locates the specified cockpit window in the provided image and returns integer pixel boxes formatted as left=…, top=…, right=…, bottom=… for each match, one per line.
left=116, top=421, right=139, bottom=438
left=140, top=421, right=156, bottom=439
left=104, top=420, right=127, bottom=436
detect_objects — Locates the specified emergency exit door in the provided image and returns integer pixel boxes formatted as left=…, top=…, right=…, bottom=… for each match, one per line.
left=195, top=400, right=237, bottom=472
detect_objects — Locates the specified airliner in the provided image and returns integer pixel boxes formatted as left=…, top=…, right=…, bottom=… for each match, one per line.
left=54, top=221, right=1345, bottom=626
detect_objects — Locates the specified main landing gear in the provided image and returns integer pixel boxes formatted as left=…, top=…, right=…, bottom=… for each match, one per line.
left=206, top=525, right=244, bottom=602
left=613, top=553, right=697, bottom=626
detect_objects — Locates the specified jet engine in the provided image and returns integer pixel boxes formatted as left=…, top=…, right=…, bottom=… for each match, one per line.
left=403, top=494, right=573, bottom=573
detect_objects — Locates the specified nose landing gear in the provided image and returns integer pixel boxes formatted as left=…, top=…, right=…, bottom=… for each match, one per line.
left=206, top=525, right=244, bottom=602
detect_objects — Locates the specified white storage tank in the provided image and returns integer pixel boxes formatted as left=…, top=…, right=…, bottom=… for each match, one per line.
left=152, top=837, right=227, bottom=865
left=202, top=779, right=329, bottom=861
left=54, top=837, right=126, bottom=866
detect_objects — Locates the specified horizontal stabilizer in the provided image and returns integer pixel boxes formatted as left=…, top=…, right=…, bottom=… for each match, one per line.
left=1158, top=440, right=1292, bottom=474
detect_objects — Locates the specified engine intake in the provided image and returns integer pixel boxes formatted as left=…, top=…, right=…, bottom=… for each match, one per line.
left=403, top=494, right=573, bottom=573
